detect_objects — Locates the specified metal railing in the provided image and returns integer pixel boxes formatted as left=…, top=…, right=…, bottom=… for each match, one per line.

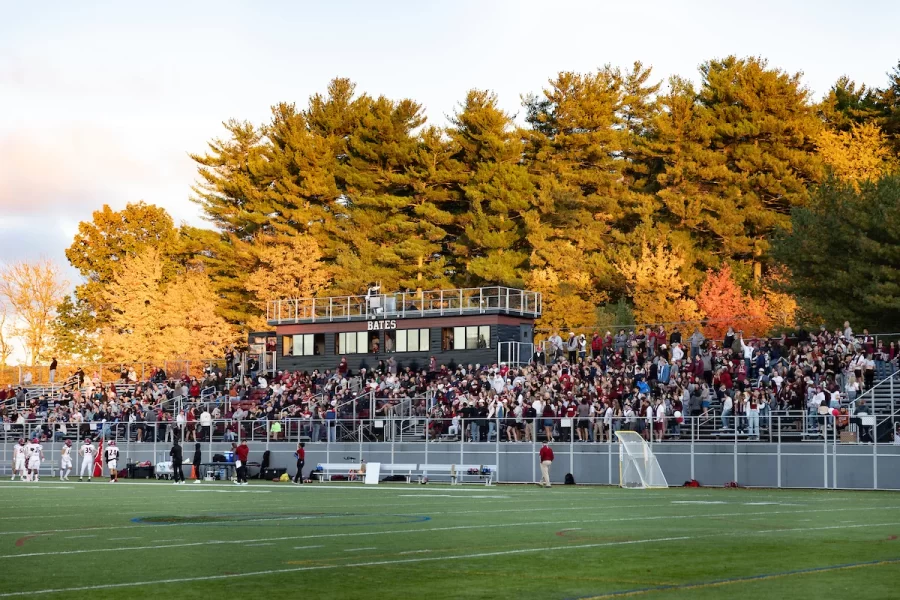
left=266, top=286, right=542, bottom=324
left=3, top=412, right=885, bottom=446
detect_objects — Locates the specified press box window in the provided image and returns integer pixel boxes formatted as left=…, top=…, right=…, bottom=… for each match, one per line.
left=391, top=329, right=430, bottom=352
left=453, top=326, right=490, bottom=350
left=286, top=334, right=324, bottom=356
left=336, top=331, right=369, bottom=354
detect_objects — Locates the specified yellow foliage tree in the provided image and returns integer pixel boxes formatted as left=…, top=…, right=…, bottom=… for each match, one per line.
left=0, top=259, right=69, bottom=365
left=243, top=234, right=333, bottom=330
left=162, top=268, right=238, bottom=362
left=816, top=122, right=895, bottom=188
left=761, top=268, right=798, bottom=331
left=527, top=267, right=604, bottom=334
left=102, top=249, right=236, bottom=365
left=101, top=249, right=166, bottom=365
left=617, top=239, right=702, bottom=326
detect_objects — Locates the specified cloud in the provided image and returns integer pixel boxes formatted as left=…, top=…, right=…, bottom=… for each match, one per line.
left=0, top=127, right=155, bottom=215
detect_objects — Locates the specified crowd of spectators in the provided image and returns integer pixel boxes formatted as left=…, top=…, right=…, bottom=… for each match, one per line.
left=1, top=322, right=897, bottom=445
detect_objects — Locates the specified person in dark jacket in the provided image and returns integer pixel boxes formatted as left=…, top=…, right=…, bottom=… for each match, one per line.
left=170, top=441, right=184, bottom=484
left=192, top=443, right=202, bottom=482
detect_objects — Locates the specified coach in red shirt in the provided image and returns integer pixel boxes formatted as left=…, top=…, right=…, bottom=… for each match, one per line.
left=539, top=441, right=554, bottom=488
left=235, top=441, right=250, bottom=485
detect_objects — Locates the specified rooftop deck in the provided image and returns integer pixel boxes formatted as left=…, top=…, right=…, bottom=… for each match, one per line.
left=266, top=286, right=542, bottom=325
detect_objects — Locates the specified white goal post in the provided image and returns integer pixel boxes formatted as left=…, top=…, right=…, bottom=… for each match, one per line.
left=615, top=431, right=669, bottom=489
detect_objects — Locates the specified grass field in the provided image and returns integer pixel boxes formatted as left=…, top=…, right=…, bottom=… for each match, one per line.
left=1, top=480, right=900, bottom=599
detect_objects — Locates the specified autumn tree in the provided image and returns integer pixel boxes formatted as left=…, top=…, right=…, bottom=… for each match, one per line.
left=102, top=249, right=236, bottom=364
left=50, top=294, right=100, bottom=362
left=190, top=120, right=273, bottom=326
left=524, top=65, right=659, bottom=324
left=0, top=306, right=13, bottom=366
left=101, top=248, right=167, bottom=364
left=696, top=264, right=772, bottom=339
left=66, top=202, right=181, bottom=326
left=331, top=95, right=458, bottom=293
left=617, top=238, right=701, bottom=326
left=161, top=268, right=238, bottom=362
left=243, top=234, right=332, bottom=329
left=651, top=57, right=822, bottom=281
left=448, top=90, right=536, bottom=287
left=0, top=259, right=69, bottom=365
left=816, top=122, right=895, bottom=188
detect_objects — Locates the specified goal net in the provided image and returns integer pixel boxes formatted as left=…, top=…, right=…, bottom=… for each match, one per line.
left=615, top=431, right=669, bottom=489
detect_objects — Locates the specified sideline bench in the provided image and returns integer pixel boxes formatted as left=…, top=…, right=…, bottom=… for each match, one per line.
left=314, top=463, right=364, bottom=482
left=313, top=462, right=496, bottom=485
left=420, top=464, right=496, bottom=486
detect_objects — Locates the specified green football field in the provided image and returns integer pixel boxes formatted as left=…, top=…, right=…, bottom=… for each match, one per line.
left=1, top=480, right=900, bottom=599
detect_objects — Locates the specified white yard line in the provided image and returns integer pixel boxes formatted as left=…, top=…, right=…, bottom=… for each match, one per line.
left=343, top=547, right=376, bottom=552
left=2, top=522, right=897, bottom=598
left=1, top=506, right=895, bottom=560
left=63, top=535, right=96, bottom=539
left=293, top=545, right=323, bottom=550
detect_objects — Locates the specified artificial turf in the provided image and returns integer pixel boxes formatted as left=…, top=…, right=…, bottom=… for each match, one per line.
left=1, top=480, right=899, bottom=599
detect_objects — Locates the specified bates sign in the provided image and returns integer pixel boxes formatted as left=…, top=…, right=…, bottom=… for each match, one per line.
left=367, top=320, right=397, bottom=331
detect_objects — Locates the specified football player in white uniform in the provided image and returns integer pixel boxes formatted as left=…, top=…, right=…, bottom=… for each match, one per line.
left=59, top=440, right=73, bottom=481
left=11, top=439, right=26, bottom=481
left=25, top=438, right=43, bottom=482
left=105, top=440, right=120, bottom=483
left=79, top=438, right=95, bottom=482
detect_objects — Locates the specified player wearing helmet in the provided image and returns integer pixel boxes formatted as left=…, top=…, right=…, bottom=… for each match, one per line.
left=59, top=440, right=73, bottom=481
left=11, top=439, right=26, bottom=481
left=25, top=437, right=43, bottom=482
left=78, top=438, right=95, bottom=482
left=105, top=440, right=120, bottom=483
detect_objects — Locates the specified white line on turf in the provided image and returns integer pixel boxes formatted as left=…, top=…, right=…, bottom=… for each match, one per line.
left=63, top=535, right=96, bottom=539
left=177, top=489, right=270, bottom=494
left=1, top=507, right=894, bottom=559
left=398, top=549, right=431, bottom=555
left=2, top=522, right=897, bottom=598
left=343, top=547, right=376, bottom=552
left=293, top=545, right=323, bottom=550
left=245, top=543, right=274, bottom=547
left=108, top=537, right=141, bottom=541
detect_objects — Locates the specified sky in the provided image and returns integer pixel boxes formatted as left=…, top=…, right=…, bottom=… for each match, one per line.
left=1, top=0, right=898, bottom=280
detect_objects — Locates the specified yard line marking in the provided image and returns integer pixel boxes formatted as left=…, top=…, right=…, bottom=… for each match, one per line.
left=2, top=511, right=897, bottom=561
left=0, top=486, right=74, bottom=490
left=671, top=501, right=726, bottom=505
left=343, top=547, right=376, bottom=552
left=5, top=522, right=896, bottom=598
left=293, top=545, right=323, bottom=550
left=108, top=537, right=141, bottom=541
left=245, top=543, right=274, bottom=547
left=398, top=549, right=431, bottom=555
left=63, top=535, right=96, bottom=539
left=177, top=489, right=271, bottom=494
left=398, top=494, right=457, bottom=498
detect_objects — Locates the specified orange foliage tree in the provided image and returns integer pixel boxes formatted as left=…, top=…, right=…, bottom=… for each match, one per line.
left=697, top=264, right=772, bottom=339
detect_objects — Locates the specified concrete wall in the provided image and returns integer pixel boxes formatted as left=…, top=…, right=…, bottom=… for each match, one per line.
left=8, top=440, right=899, bottom=490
